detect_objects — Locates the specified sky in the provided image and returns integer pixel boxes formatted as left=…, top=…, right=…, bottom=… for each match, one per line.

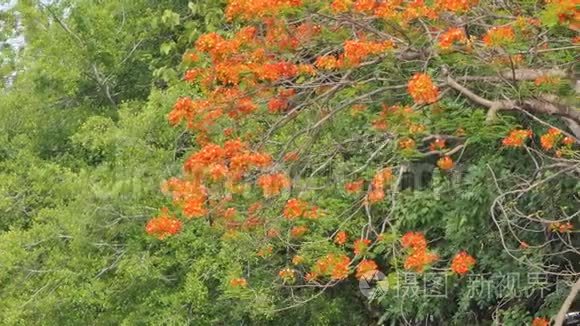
left=1, top=0, right=24, bottom=50
left=0, top=0, right=16, bottom=11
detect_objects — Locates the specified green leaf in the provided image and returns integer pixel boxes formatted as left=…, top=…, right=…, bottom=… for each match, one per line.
left=161, top=9, right=180, bottom=28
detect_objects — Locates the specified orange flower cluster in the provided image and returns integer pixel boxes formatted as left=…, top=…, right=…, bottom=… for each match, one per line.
left=437, top=156, right=454, bottom=170
left=162, top=178, right=208, bottom=218
left=229, top=277, right=248, bottom=288
left=540, top=128, right=561, bottom=151
left=354, top=238, right=372, bottom=255
left=342, top=39, right=395, bottom=66
left=408, top=73, right=439, bottom=104
left=531, top=317, right=549, bottom=326
left=315, top=55, right=339, bottom=70
left=145, top=208, right=183, bottom=239
left=345, top=179, right=364, bottom=194
left=550, top=222, right=573, bottom=233
left=401, top=232, right=438, bottom=272
left=353, top=0, right=376, bottom=12
left=450, top=251, right=476, bottom=275
left=436, top=0, right=478, bottom=12
left=160, top=140, right=275, bottom=221
left=401, top=232, right=428, bottom=250
left=333, top=0, right=436, bottom=23
left=168, top=88, right=261, bottom=131
left=356, top=259, right=379, bottom=280
left=330, top=0, right=352, bottom=13
left=278, top=268, right=296, bottom=282
left=283, top=198, right=319, bottom=220
left=257, top=245, right=274, bottom=257
left=225, top=0, right=302, bottom=21
left=257, top=172, right=291, bottom=197
left=401, top=1, right=437, bottom=21
left=547, top=0, right=580, bottom=29
left=534, top=75, right=560, bottom=86
left=292, top=255, right=305, bottom=265
left=405, top=250, right=439, bottom=272
left=399, top=137, right=416, bottom=150
left=429, top=138, right=446, bottom=151
left=268, top=88, right=296, bottom=113
left=316, top=39, right=395, bottom=70
left=310, top=254, right=351, bottom=281
left=334, top=231, right=348, bottom=245
left=290, top=225, right=309, bottom=238
left=368, top=168, right=393, bottom=204
left=438, top=27, right=468, bottom=49
left=177, top=22, right=317, bottom=133
left=483, top=26, right=515, bottom=47
left=502, top=129, right=532, bottom=147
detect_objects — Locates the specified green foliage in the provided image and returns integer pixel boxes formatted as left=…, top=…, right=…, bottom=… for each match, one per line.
left=0, top=0, right=577, bottom=325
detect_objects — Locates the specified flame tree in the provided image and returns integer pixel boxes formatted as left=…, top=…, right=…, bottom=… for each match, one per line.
left=147, top=0, right=579, bottom=324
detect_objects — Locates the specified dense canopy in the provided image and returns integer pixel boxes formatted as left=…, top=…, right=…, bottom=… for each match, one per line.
left=0, top=0, right=578, bottom=325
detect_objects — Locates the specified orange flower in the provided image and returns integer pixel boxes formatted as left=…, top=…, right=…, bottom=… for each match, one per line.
left=540, top=128, right=561, bottom=150
left=283, top=198, right=308, bottom=219
left=291, top=225, right=309, bottom=238
left=266, top=228, right=280, bottom=238
left=223, top=207, right=238, bottom=220
left=209, top=164, right=228, bottom=181
left=401, top=232, right=427, bottom=251
left=356, top=259, right=379, bottom=280
left=350, top=104, right=367, bottom=115
left=278, top=268, right=296, bottom=282
left=436, top=0, right=478, bottom=12
left=562, top=136, right=575, bottom=146
left=343, top=39, right=394, bottom=65
left=399, top=137, right=416, bottom=150
left=483, top=26, right=515, bottom=47
left=268, top=97, right=289, bottom=113
left=257, top=173, right=291, bottom=197
left=450, top=251, right=476, bottom=275
left=303, top=206, right=320, bottom=220
left=437, top=156, right=454, bottom=170
left=404, top=250, right=438, bottom=272
left=330, top=0, right=352, bottom=13
left=345, top=180, right=364, bottom=194
left=353, top=0, right=375, bottom=12
left=550, top=222, right=573, bottom=233
left=367, top=189, right=385, bottom=204
left=225, top=0, right=303, bottom=20
left=315, top=55, right=339, bottom=70
left=531, top=317, right=549, bottom=326
left=408, top=73, right=439, bottom=104
left=519, top=241, right=529, bottom=249
left=331, top=255, right=351, bottom=280
left=354, top=238, right=371, bottom=255
left=145, top=209, right=182, bottom=240
left=184, top=69, right=201, bottom=82
left=292, top=255, right=305, bottom=265
left=311, top=254, right=351, bottom=280
left=429, top=138, right=446, bottom=151
left=335, top=231, right=348, bottom=245
left=257, top=245, right=273, bottom=257
left=229, top=277, right=248, bottom=288
left=534, top=75, right=559, bottom=86
left=502, top=129, right=532, bottom=147
left=438, top=27, right=468, bottom=49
